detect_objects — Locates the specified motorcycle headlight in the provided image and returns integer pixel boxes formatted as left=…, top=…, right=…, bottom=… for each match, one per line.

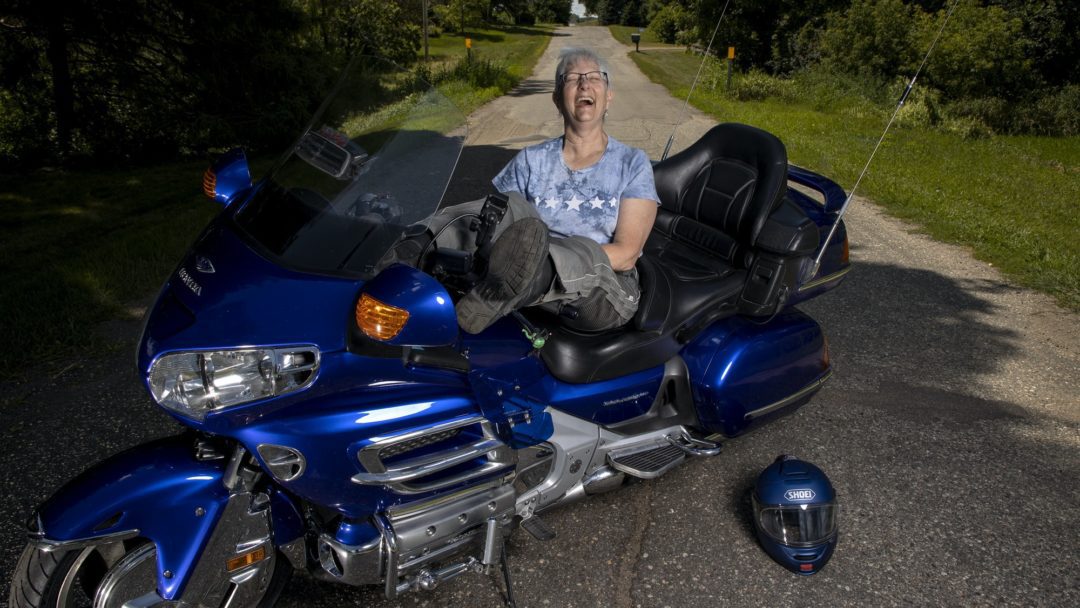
left=148, top=346, right=319, bottom=420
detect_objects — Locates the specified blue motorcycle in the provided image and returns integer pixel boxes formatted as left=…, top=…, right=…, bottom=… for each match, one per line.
left=9, top=58, right=848, bottom=607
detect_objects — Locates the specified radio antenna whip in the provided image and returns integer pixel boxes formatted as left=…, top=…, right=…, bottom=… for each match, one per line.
left=807, top=0, right=960, bottom=280
left=661, top=0, right=732, bottom=161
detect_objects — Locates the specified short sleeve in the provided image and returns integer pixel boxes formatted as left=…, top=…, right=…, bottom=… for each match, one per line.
left=620, top=149, right=659, bottom=204
left=492, top=149, right=531, bottom=195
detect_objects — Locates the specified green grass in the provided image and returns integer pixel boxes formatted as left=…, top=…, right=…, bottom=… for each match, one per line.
left=631, top=50, right=1080, bottom=312
left=0, top=27, right=555, bottom=375
left=0, top=162, right=226, bottom=373
left=607, top=25, right=674, bottom=48
left=418, top=25, right=555, bottom=115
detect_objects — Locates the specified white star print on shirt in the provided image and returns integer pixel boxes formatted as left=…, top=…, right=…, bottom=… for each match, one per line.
left=566, top=194, right=584, bottom=211
left=588, top=196, right=605, bottom=209
left=544, top=196, right=560, bottom=209
left=608, top=197, right=618, bottom=207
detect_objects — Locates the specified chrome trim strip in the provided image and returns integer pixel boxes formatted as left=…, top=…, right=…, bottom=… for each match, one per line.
left=387, top=476, right=510, bottom=520
left=352, top=438, right=503, bottom=485
left=799, top=266, right=851, bottom=292
left=744, top=371, right=833, bottom=421
left=355, top=416, right=514, bottom=495
left=357, top=415, right=486, bottom=474
left=34, top=529, right=140, bottom=553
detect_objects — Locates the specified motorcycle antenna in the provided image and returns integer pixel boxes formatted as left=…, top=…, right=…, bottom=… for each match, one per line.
left=660, top=0, right=733, bottom=161
left=806, top=0, right=960, bottom=281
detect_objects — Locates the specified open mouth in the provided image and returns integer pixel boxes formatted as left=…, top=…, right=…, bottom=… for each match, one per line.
left=575, top=96, right=595, bottom=107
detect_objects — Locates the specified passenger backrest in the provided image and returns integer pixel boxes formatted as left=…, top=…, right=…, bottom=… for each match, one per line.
left=651, top=123, right=788, bottom=266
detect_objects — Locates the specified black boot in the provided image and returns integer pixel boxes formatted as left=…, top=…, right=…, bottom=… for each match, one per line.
left=457, top=218, right=550, bottom=334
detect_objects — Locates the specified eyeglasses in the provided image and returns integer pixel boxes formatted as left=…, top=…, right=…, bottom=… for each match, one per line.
left=559, top=71, right=608, bottom=86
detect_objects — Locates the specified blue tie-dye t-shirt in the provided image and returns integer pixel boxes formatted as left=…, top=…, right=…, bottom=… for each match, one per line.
left=492, top=135, right=658, bottom=244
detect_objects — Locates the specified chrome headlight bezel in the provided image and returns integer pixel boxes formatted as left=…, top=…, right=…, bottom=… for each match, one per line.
left=148, top=346, right=320, bottom=421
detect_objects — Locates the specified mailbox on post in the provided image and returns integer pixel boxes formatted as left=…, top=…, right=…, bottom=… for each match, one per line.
left=631, top=32, right=641, bottom=52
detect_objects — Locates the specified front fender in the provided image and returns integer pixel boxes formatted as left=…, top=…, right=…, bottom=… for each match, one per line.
left=35, top=435, right=230, bottom=599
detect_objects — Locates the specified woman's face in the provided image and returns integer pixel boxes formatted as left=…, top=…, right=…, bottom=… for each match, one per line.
left=555, top=58, right=613, bottom=127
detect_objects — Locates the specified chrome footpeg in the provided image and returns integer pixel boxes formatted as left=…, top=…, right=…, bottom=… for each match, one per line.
left=667, top=431, right=722, bottom=457
left=607, top=442, right=686, bottom=479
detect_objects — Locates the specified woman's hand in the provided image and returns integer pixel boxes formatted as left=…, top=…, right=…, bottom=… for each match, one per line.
left=602, top=198, right=658, bottom=272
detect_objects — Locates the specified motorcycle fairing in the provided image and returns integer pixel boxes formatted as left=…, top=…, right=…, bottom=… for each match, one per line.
left=34, top=435, right=230, bottom=600
left=141, top=220, right=361, bottom=372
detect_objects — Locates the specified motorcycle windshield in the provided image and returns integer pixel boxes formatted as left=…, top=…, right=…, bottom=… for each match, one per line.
left=233, top=57, right=467, bottom=279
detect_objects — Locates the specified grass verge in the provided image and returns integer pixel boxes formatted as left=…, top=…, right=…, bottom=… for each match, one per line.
left=0, top=26, right=555, bottom=376
left=630, top=50, right=1080, bottom=312
left=607, top=25, right=674, bottom=48
left=419, top=24, right=554, bottom=112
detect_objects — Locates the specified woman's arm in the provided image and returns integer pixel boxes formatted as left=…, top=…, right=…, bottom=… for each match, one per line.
left=601, top=198, right=658, bottom=271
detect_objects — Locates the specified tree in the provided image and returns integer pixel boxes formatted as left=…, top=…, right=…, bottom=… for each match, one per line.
left=648, top=3, right=694, bottom=44
left=818, top=0, right=920, bottom=79
left=919, top=0, right=1030, bottom=100
left=532, top=0, right=573, bottom=24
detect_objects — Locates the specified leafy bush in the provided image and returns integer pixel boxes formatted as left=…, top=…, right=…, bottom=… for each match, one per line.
left=944, top=97, right=1011, bottom=134
left=647, top=4, right=694, bottom=44
left=919, top=0, right=1030, bottom=101
left=728, top=70, right=795, bottom=102
left=893, top=80, right=941, bottom=130
left=940, top=115, right=994, bottom=140
left=438, top=57, right=516, bottom=91
left=819, top=0, right=919, bottom=80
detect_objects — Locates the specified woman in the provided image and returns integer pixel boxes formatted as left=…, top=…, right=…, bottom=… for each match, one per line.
left=456, top=47, right=659, bottom=334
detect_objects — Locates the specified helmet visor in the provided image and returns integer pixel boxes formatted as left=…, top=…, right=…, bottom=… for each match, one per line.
left=753, top=497, right=838, bottom=547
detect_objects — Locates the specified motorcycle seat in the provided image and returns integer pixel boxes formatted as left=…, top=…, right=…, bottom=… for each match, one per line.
left=531, top=123, right=790, bottom=385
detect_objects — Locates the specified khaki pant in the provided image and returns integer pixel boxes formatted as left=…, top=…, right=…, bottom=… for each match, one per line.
left=427, top=193, right=639, bottom=331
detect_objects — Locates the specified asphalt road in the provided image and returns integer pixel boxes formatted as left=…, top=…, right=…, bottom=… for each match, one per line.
left=3, top=26, right=1078, bottom=608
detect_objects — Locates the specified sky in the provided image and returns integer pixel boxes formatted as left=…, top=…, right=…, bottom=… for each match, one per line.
left=572, top=1, right=588, bottom=18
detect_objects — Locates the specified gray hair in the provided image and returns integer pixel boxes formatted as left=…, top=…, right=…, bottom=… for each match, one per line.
left=554, top=47, right=612, bottom=92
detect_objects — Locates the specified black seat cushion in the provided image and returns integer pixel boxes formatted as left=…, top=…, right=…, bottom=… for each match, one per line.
left=653, top=123, right=788, bottom=259
left=531, top=250, right=744, bottom=384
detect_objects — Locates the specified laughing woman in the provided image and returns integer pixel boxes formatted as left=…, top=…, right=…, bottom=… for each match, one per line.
left=455, top=47, right=660, bottom=334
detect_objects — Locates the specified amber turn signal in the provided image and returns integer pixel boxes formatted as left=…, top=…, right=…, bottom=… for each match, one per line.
left=226, top=545, right=267, bottom=572
left=202, top=167, right=217, bottom=199
left=356, top=294, right=410, bottom=341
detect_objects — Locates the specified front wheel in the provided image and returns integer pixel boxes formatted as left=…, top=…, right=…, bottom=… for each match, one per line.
left=8, top=540, right=291, bottom=608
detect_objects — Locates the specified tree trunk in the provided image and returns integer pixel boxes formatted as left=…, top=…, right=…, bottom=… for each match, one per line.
left=44, top=17, right=75, bottom=159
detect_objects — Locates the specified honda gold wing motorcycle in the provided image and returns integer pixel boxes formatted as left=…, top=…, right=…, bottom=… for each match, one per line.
left=9, top=58, right=849, bottom=607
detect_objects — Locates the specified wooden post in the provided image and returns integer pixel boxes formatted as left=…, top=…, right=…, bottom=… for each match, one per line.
left=726, top=46, right=735, bottom=91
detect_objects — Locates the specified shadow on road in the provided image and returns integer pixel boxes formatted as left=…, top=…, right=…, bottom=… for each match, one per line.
left=805, top=247, right=1021, bottom=387
left=506, top=78, right=554, bottom=97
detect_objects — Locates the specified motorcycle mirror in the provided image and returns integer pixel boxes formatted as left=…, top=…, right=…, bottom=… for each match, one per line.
left=355, top=264, right=458, bottom=347
left=202, top=147, right=253, bottom=206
